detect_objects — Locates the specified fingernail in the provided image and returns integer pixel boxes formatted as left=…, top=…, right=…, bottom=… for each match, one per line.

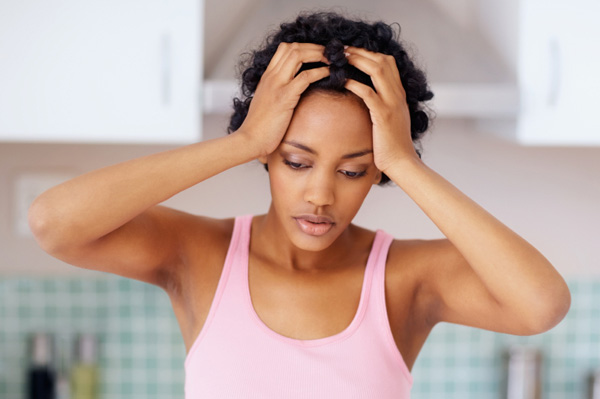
left=344, top=45, right=349, bottom=50
left=344, top=52, right=350, bottom=57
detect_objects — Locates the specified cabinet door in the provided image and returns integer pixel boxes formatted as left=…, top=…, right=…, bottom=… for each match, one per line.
left=0, top=0, right=202, bottom=143
left=518, top=0, right=600, bottom=145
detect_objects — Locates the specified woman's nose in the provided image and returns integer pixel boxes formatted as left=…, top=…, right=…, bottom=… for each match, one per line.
left=303, top=171, right=335, bottom=207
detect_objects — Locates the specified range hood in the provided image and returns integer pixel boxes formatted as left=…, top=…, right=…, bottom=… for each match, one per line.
left=202, top=0, right=518, bottom=118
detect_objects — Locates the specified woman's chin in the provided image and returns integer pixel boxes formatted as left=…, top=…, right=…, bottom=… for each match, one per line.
left=290, top=237, right=335, bottom=252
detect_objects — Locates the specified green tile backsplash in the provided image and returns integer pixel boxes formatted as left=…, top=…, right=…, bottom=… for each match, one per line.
left=0, top=277, right=597, bottom=398
left=0, top=278, right=184, bottom=399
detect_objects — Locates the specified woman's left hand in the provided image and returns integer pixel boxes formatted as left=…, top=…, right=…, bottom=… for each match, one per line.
left=343, top=46, right=419, bottom=173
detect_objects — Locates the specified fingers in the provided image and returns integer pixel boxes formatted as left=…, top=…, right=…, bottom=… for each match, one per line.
left=258, top=42, right=331, bottom=106
left=289, top=66, right=330, bottom=93
left=270, top=42, right=327, bottom=67
left=344, top=78, right=382, bottom=114
left=344, top=46, right=405, bottom=100
left=268, top=42, right=329, bottom=81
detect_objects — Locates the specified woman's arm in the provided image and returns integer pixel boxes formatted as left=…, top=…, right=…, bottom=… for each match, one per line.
left=385, top=159, right=570, bottom=334
left=345, top=46, right=570, bottom=335
left=29, top=42, right=330, bottom=289
left=28, top=134, right=257, bottom=286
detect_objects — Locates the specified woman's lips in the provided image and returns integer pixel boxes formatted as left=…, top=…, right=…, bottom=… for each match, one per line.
left=294, top=216, right=335, bottom=236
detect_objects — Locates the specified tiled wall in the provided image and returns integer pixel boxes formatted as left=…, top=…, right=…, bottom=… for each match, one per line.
left=0, top=277, right=598, bottom=398
left=412, top=279, right=600, bottom=398
left=0, top=278, right=184, bottom=399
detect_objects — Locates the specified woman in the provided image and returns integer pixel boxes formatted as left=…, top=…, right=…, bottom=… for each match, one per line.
left=29, top=11, right=570, bottom=398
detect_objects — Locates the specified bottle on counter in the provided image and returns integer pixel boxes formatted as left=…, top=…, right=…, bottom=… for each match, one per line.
left=27, top=332, right=56, bottom=399
left=70, top=334, right=99, bottom=399
left=589, top=370, right=600, bottom=399
left=503, top=346, right=542, bottom=399
left=55, top=333, right=72, bottom=399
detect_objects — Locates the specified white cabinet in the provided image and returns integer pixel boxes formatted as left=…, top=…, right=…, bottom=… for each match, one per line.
left=479, top=0, right=600, bottom=145
left=516, top=0, right=600, bottom=145
left=0, top=0, right=203, bottom=143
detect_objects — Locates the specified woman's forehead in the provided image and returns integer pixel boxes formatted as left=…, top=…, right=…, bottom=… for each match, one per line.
left=285, top=91, right=373, bottom=152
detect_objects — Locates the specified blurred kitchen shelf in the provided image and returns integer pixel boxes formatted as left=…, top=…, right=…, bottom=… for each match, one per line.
left=203, top=79, right=519, bottom=119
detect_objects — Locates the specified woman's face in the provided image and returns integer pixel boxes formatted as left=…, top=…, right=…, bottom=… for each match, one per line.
left=263, top=91, right=381, bottom=252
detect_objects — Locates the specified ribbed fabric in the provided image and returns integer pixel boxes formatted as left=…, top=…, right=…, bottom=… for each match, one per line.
left=184, top=215, right=412, bottom=398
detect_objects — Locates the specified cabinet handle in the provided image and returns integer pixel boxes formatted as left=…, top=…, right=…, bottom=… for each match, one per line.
left=547, top=37, right=560, bottom=107
left=161, top=33, right=171, bottom=106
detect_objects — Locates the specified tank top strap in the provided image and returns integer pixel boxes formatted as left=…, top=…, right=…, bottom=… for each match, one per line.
left=365, top=230, right=394, bottom=319
left=225, top=214, right=252, bottom=279
left=184, top=214, right=253, bottom=367
left=366, top=229, right=413, bottom=383
left=234, top=214, right=253, bottom=254
left=370, top=229, right=394, bottom=284
left=220, top=214, right=253, bottom=281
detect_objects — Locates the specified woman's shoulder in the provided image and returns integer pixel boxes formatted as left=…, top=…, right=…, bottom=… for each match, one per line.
left=351, top=223, right=449, bottom=261
left=171, top=210, right=236, bottom=250
left=148, top=207, right=239, bottom=264
left=386, top=235, right=461, bottom=290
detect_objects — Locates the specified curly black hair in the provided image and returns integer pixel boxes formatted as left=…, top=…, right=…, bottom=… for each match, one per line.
left=227, top=11, right=434, bottom=185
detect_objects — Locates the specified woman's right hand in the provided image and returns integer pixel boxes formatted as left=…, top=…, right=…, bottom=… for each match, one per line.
left=235, top=42, right=330, bottom=159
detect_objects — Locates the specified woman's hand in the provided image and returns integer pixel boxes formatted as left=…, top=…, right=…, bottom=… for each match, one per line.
left=236, top=42, right=330, bottom=159
left=343, top=46, right=419, bottom=172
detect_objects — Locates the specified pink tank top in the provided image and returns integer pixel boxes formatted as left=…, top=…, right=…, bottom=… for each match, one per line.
left=184, top=215, right=412, bottom=398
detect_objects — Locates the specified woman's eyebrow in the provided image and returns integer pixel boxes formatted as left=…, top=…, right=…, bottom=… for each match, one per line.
left=341, top=149, right=373, bottom=159
left=283, top=140, right=316, bottom=154
left=282, top=140, right=373, bottom=159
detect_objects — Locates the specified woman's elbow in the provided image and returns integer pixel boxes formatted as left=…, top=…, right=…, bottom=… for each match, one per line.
left=28, top=195, right=71, bottom=255
left=523, top=280, right=571, bottom=335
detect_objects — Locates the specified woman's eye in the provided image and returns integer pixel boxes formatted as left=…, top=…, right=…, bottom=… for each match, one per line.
left=284, top=160, right=307, bottom=170
left=341, top=170, right=367, bottom=179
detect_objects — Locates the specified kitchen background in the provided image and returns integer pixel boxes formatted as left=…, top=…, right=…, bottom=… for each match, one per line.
left=1, top=0, right=599, bottom=398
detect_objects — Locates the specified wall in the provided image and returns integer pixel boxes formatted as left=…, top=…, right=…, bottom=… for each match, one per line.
left=429, top=0, right=477, bottom=31
left=475, top=0, right=520, bottom=75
